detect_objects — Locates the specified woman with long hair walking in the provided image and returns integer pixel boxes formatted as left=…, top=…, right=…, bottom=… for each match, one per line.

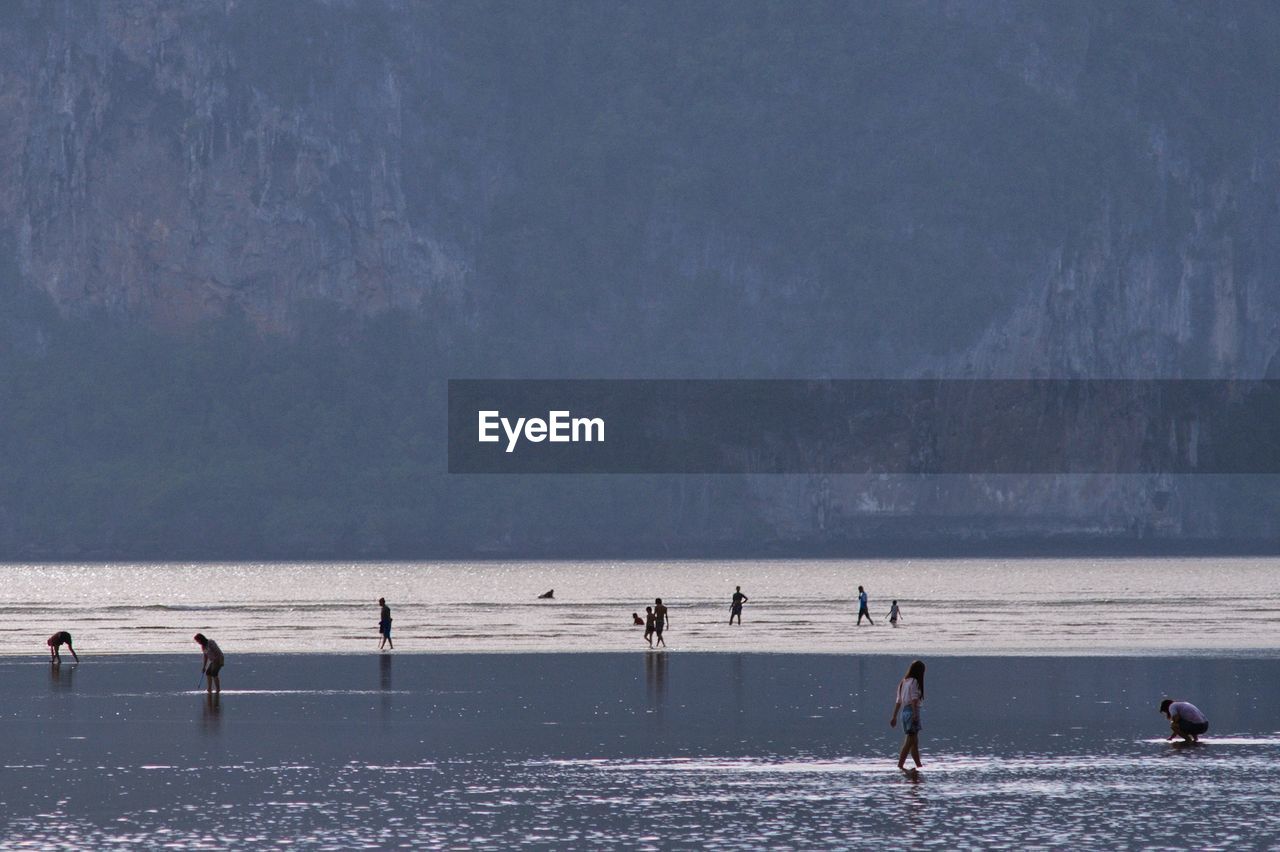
left=890, top=659, right=925, bottom=771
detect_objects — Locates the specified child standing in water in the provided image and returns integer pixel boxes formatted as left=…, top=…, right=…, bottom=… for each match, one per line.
left=888, top=600, right=902, bottom=627
left=643, top=606, right=655, bottom=647
left=890, top=659, right=926, bottom=771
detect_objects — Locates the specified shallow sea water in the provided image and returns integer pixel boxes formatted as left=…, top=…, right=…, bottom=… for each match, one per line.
left=1, top=653, right=1276, bottom=848
left=2, top=557, right=1279, bottom=655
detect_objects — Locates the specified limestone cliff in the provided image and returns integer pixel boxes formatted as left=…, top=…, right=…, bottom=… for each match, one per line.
left=4, top=1, right=1280, bottom=554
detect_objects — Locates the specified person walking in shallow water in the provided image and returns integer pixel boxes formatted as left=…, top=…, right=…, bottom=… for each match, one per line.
left=857, top=586, right=874, bottom=626
left=653, top=598, right=669, bottom=647
left=194, top=633, right=224, bottom=694
left=887, top=600, right=902, bottom=627
left=47, top=631, right=79, bottom=663
left=729, top=586, right=748, bottom=625
left=890, top=659, right=925, bottom=771
left=378, top=598, right=394, bottom=651
left=643, top=606, right=655, bottom=647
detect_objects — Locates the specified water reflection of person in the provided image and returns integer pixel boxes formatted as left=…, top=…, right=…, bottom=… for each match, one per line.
left=202, top=691, right=222, bottom=735
left=379, top=652, right=393, bottom=721
left=890, top=659, right=926, bottom=771
left=380, top=652, right=393, bottom=691
left=49, top=660, right=76, bottom=690
left=645, top=648, right=668, bottom=707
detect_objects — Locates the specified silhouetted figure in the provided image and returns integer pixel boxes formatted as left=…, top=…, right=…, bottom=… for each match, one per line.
left=857, top=585, right=874, bottom=626
left=47, top=631, right=78, bottom=663
left=378, top=597, right=394, bottom=650
left=632, top=612, right=644, bottom=626
left=538, top=589, right=555, bottom=599
left=888, top=600, right=902, bottom=627
left=729, top=586, right=748, bottom=625
left=1160, top=698, right=1208, bottom=743
left=890, top=659, right=926, bottom=771
left=194, top=633, right=224, bottom=694
left=653, top=598, right=669, bottom=647
left=643, top=606, right=655, bottom=647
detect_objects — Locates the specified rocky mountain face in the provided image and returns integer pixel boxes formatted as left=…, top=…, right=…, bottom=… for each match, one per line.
left=4, top=1, right=1280, bottom=556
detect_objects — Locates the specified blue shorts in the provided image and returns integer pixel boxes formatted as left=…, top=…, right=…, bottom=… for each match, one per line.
left=380, top=622, right=392, bottom=638
left=901, top=705, right=921, bottom=735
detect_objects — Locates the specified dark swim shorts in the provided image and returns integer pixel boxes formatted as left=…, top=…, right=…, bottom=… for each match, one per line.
left=205, top=661, right=224, bottom=678
left=380, top=621, right=392, bottom=637
left=1180, top=719, right=1208, bottom=736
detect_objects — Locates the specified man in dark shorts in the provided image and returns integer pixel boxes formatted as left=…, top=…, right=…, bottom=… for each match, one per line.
left=857, top=585, right=874, bottom=626
left=378, top=598, right=394, bottom=650
left=729, top=586, right=748, bottom=625
left=194, top=633, right=225, bottom=694
left=1160, top=699, right=1208, bottom=743
left=653, top=598, right=669, bottom=647
left=47, top=631, right=79, bottom=663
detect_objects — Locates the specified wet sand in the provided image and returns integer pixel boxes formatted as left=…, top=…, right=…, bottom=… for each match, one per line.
left=2, top=653, right=1277, bottom=847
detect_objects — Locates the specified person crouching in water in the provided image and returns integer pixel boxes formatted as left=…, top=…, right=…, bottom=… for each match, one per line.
left=47, top=631, right=79, bottom=663
left=890, top=659, right=926, bottom=770
left=194, top=633, right=225, bottom=694
left=1160, top=698, right=1208, bottom=743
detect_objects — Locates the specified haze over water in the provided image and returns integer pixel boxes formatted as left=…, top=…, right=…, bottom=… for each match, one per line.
left=2, top=558, right=1278, bottom=656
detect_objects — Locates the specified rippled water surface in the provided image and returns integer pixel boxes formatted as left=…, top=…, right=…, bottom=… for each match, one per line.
left=2, top=558, right=1279, bottom=655
left=1, top=654, right=1276, bottom=848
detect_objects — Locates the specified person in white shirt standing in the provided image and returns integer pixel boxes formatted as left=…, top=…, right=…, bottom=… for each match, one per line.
left=1160, top=698, right=1208, bottom=743
left=194, top=633, right=225, bottom=694
left=890, top=659, right=926, bottom=770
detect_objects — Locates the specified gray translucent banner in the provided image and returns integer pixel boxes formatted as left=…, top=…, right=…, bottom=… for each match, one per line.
left=447, top=379, right=1280, bottom=474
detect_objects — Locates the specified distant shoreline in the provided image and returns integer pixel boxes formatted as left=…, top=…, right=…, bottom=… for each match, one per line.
left=9, top=536, right=1280, bottom=563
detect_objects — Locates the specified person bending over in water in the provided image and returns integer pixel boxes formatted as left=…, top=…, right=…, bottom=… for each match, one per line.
left=378, top=597, right=394, bottom=651
left=857, top=586, right=874, bottom=626
left=887, top=600, right=902, bottom=627
left=643, top=606, right=656, bottom=648
left=47, top=631, right=79, bottom=663
left=1160, top=698, right=1208, bottom=743
left=729, top=586, right=748, bottom=625
left=632, top=612, right=644, bottom=626
left=890, top=659, right=926, bottom=770
left=653, top=598, right=669, bottom=647
left=194, top=633, right=225, bottom=694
